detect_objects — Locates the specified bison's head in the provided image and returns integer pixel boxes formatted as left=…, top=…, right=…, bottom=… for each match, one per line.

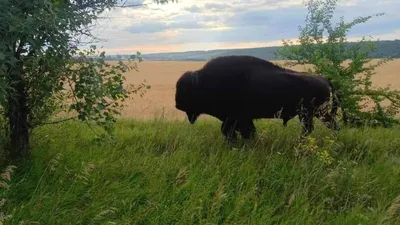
left=175, top=71, right=201, bottom=124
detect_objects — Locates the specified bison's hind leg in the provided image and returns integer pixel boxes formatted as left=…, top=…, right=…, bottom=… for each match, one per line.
left=298, top=108, right=315, bottom=137
left=280, top=111, right=294, bottom=128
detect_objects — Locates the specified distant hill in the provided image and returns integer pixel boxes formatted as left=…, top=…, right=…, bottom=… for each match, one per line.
left=140, top=46, right=282, bottom=61
left=107, top=40, right=400, bottom=61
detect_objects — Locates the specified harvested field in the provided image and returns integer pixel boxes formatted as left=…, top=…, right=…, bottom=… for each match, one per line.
left=116, top=59, right=400, bottom=121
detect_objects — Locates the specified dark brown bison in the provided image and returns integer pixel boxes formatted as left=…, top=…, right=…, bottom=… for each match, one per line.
left=175, top=55, right=339, bottom=141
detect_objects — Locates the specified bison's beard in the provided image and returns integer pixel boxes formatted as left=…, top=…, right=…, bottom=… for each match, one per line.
left=186, top=112, right=200, bottom=124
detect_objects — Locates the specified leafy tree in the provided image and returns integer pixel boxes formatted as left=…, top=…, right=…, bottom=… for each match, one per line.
left=275, top=0, right=400, bottom=127
left=0, top=0, right=175, bottom=161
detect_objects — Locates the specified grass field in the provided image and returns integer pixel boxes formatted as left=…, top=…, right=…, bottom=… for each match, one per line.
left=1, top=119, right=400, bottom=224
left=1, top=60, right=400, bottom=224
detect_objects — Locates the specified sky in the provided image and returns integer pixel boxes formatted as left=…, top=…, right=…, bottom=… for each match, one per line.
left=87, top=0, right=400, bottom=54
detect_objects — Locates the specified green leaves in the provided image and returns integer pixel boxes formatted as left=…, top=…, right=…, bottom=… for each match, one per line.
left=0, top=0, right=174, bottom=160
left=66, top=45, right=148, bottom=134
left=275, top=0, right=398, bottom=127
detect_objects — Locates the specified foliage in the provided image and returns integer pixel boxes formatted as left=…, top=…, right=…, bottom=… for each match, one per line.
left=275, top=0, right=400, bottom=127
left=0, top=164, right=16, bottom=224
left=0, top=0, right=174, bottom=160
left=295, top=135, right=338, bottom=165
left=65, top=46, right=151, bottom=134
left=1, top=119, right=400, bottom=224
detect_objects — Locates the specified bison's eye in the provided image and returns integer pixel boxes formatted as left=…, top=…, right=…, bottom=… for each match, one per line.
left=175, top=103, right=183, bottom=110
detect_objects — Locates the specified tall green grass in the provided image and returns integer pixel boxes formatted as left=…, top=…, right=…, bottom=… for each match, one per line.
left=1, top=118, right=400, bottom=224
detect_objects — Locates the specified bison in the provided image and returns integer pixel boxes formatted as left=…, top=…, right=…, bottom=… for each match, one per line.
left=175, top=55, right=339, bottom=141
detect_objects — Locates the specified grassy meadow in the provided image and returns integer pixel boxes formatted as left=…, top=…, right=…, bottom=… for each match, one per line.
left=1, top=60, right=400, bottom=224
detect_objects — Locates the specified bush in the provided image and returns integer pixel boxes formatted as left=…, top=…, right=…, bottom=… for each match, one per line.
left=275, top=0, right=400, bottom=128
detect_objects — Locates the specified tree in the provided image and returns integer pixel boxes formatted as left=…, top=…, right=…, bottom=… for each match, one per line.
left=0, top=0, right=175, bottom=162
left=275, top=0, right=400, bottom=127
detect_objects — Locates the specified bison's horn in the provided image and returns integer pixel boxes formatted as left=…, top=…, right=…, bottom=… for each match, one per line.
left=191, top=71, right=199, bottom=86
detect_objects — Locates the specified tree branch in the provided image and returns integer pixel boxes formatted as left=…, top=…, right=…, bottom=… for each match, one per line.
left=32, top=116, right=77, bottom=127
left=115, top=3, right=148, bottom=8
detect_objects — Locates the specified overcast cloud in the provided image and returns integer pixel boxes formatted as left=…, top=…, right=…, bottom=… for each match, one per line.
left=88, top=0, right=400, bottom=54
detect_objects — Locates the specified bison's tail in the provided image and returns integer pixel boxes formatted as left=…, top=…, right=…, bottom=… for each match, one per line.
left=327, top=78, right=339, bottom=121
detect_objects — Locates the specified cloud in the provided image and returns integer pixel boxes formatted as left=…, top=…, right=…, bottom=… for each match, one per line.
left=185, top=5, right=202, bottom=13
left=127, top=19, right=206, bottom=34
left=87, top=0, right=400, bottom=54
left=204, top=3, right=232, bottom=11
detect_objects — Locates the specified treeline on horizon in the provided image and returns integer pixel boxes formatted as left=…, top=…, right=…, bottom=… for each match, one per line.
left=105, top=40, right=400, bottom=61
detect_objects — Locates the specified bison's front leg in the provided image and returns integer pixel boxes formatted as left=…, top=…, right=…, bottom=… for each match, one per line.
left=283, top=118, right=289, bottom=127
left=221, top=119, right=238, bottom=142
left=237, top=120, right=256, bottom=139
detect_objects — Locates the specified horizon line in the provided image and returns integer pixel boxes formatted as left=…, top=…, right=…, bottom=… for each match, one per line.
left=102, top=38, right=400, bottom=56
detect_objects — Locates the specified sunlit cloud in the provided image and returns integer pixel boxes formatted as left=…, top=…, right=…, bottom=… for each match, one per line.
left=86, top=0, right=400, bottom=54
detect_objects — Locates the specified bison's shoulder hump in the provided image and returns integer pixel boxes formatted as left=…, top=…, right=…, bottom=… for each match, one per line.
left=202, top=55, right=286, bottom=72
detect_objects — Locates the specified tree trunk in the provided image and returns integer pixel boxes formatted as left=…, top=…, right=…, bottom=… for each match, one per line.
left=6, top=61, right=30, bottom=161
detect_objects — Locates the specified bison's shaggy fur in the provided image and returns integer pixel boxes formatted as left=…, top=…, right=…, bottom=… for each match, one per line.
left=175, top=55, right=339, bottom=141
